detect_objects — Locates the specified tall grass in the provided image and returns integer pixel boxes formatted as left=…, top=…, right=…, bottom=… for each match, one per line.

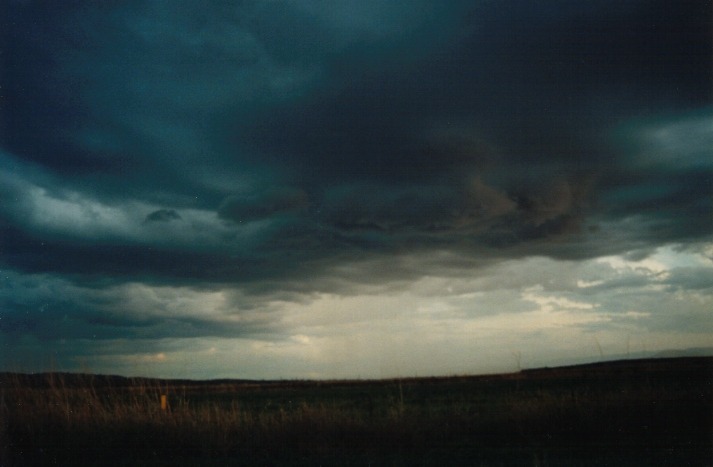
left=2, top=358, right=712, bottom=465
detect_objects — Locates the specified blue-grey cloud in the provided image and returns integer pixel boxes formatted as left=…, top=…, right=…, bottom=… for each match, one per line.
left=218, top=187, right=308, bottom=223
left=1, top=0, right=710, bottom=278
left=1, top=0, right=711, bottom=374
left=144, top=209, right=182, bottom=223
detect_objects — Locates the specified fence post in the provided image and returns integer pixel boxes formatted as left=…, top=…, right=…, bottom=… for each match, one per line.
left=160, top=394, right=168, bottom=411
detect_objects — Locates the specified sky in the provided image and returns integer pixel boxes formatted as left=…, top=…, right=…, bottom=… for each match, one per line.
left=1, top=0, right=712, bottom=379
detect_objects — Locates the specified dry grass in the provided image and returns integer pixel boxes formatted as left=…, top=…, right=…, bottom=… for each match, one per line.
left=2, top=357, right=711, bottom=466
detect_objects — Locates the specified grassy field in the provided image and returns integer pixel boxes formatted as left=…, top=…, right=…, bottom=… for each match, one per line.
left=1, top=357, right=711, bottom=466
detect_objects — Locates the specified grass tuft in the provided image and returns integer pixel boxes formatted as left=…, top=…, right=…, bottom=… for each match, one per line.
left=1, top=357, right=711, bottom=465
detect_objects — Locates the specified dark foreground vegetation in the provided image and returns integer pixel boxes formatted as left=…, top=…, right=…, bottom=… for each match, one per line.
left=1, top=357, right=711, bottom=466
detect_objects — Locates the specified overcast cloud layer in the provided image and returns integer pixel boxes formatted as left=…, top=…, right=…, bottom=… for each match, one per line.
left=1, top=0, right=712, bottom=378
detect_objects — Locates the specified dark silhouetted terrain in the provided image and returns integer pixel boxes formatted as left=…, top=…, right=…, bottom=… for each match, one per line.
left=2, top=357, right=711, bottom=466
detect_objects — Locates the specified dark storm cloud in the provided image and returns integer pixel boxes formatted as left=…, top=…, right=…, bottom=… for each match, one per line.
left=1, top=0, right=711, bottom=303
left=232, top=0, right=711, bottom=255
left=0, top=270, right=279, bottom=342
left=144, top=209, right=182, bottom=223
left=218, top=187, right=309, bottom=223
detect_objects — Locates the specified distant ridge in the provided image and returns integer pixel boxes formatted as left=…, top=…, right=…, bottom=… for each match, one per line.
left=521, top=356, right=712, bottom=379
left=2, top=355, right=711, bottom=388
left=0, top=372, right=258, bottom=389
left=653, top=347, right=713, bottom=358
left=539, top=347, right=713, bottom=369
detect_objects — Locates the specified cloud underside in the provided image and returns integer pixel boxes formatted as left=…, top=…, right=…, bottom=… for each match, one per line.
left=3, top=250, right=712, bottom=378
left=0, top=0, right=711, bottom=376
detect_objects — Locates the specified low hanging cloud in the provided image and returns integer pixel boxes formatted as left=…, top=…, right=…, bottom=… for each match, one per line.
left=1, top=0, right=709, bottom=284
left=144, top=209, right=182, bottom=223
left=1, top=0, right=711, bottom=377
left=218, top=187, right=309, bottom=223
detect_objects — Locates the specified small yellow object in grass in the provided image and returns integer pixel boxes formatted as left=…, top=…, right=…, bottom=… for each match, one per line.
left=160, top=394, right=168, bottom=411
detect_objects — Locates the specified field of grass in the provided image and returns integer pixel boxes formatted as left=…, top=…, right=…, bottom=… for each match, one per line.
left=1, top=357, right=711, bottom=466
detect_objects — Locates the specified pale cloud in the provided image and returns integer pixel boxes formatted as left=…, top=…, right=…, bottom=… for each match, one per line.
left=4, top=240, right=710, bottom=379
left=24, top=185, right=137, bottom=239
left=631, top=112, right=713, bottom=169
left=621, top=311, right=650, bottom=319
left=595, top=245, right=711, bottom=282
left=577, top=279, right=605, bottom=288
left=596, top=254, right=668, bottom=277
left=131, top=352, right=168, bottom=363
left=0, top=164, right=268, bottom=250
left=111, top=283, right=231, bottom=320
